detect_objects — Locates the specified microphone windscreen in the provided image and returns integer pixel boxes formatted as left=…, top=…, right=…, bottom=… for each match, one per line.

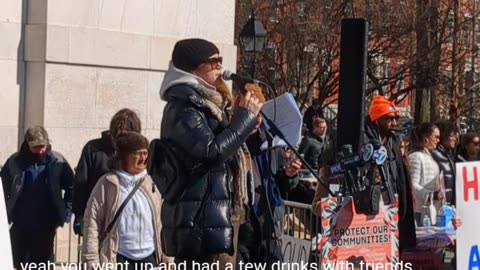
left=222, top=70, right=233, bottom=81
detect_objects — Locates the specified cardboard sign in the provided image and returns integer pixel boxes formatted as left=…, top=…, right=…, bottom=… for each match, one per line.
left=319, top=196, right=399, bottom=269
left=279, top=234, right=311, bottom=263
left=456, top=162, right=480, bottom=270
left=0, top=177, right=14, bottom=269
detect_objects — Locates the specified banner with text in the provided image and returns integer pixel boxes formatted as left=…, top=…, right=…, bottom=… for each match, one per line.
left=456, top=161, right=480, bottom=270
left=0, top=177, right=13, bottom=268
left=319, top=196, right=399, bottom=268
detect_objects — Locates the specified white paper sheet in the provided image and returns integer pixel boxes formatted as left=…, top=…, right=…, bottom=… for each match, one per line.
left=260, top=93, right=302, bottom=150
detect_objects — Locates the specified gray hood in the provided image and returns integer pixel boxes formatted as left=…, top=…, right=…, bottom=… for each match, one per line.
left=159, top=61, right=216, bottom=101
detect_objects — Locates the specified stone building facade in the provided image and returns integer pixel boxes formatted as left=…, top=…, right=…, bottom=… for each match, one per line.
left=0, top=0, right=237, bottom=165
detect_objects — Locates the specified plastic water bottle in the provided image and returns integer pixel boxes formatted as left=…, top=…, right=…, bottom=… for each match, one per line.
left=423, top=215, right=432, bottom=233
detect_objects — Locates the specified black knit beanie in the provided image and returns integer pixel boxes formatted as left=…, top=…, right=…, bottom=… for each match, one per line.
left=115, top=131, right=149, bottom=160
left=172, top=38, right=220, bottom=72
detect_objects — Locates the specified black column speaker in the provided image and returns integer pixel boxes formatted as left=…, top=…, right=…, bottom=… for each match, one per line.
left=336, top=18, right=369, bottom=152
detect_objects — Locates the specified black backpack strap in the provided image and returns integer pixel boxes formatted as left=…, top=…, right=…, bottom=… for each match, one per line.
left=103, top=176, right=146, bottom=240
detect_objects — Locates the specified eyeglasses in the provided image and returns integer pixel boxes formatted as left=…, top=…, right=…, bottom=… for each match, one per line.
left=133, top=150, right=148, bottom=158
left=204, top=57, right=223, bottom=70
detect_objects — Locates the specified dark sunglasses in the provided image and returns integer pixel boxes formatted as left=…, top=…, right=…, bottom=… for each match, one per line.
left=205, top=57, right=223, bottom=65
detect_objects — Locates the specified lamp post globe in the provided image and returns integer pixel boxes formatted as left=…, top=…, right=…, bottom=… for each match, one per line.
left=240, top=11, right=267, bottom=80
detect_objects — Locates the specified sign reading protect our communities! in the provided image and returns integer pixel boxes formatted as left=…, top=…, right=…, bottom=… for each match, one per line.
left=456, top=162, right=480, bottom=270
left=319, top=196, right=404, bottom=270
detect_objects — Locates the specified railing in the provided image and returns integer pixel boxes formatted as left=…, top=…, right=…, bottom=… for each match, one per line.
left=54, top=203, right=322, bottom=265
left=53, top=218, right=82, bottom=265
left=282, top=200, right=321, bottom=264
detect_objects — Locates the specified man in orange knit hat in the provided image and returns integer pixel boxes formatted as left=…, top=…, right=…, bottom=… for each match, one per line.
left=364, top=95, right=416, bottom=251
left=368, top=95, right=400, bottom=138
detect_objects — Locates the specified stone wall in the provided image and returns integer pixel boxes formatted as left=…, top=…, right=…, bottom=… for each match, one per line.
left=0, top=0, right=237, bottom=166
left=0, top=0, right=237, bottom=263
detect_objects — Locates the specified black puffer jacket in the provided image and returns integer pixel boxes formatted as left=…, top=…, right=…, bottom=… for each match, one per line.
left=431, top=145, right=456, bottom=206
left=160, top=81, right=257, bottom=257
left=72, top=131, right=115, bottom=218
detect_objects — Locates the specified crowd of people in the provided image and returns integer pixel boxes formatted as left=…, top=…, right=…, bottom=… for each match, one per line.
left=1, top=37, right=478, bottom=270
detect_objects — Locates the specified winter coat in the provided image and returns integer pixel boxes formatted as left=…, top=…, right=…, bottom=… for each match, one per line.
left=0, top=143, right=74, bottom=228
left=431, top=145, right=456, bottom=206
left=409, top=150, right=441, bottom=213
left=73, top=131, right=115, bottom=218
left=298, top=132, right=330, bottom=169
left=81, top=173, right=171, bottom=268
left=363, top=120, right=416, bottom=251
left=246, top=134, right=299, bottom=239
left=158, top=62, right=257, bottom=258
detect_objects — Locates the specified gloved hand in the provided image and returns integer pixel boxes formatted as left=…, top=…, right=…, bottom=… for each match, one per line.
left=73, top=215, right=83, bottom=236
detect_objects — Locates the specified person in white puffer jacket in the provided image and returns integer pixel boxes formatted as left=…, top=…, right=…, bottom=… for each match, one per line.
left=409, top=122, right=442, bottom=226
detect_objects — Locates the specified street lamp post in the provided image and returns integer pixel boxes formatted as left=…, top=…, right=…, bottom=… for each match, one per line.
left=240, top=11, right=267, bottom=80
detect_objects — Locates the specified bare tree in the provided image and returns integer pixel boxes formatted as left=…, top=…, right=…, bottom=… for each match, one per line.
left=235, top=0, right=479, bottom=126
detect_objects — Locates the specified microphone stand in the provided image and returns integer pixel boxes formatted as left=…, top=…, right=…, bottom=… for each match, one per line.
left=230, top=77, right=333, bottom=195
left=258, top=112, right=334, bottom=269
left=263, top=125, right=274, bottom=270
left=259, top=110, right=335, bottom=197
left=234, top=79, right=335, bottom=268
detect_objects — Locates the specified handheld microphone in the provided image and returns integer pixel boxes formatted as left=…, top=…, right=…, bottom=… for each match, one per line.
left=222, top=70, right=260, bottom=90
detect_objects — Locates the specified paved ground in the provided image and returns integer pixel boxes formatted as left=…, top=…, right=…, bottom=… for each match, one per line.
left=54, top=223, right=81, bottom=264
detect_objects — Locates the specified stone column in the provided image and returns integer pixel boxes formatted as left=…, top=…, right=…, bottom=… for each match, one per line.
left=16, top=0, right=238, bottom=165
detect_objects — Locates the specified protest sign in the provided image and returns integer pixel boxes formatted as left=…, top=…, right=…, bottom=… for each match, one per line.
left=279, top=234, right=311, bottom=263
left=0, top=177, right=14, bottom=269
left=456, top=161, right=480, bottom=270
left=319, top=196, right=399, bottom=269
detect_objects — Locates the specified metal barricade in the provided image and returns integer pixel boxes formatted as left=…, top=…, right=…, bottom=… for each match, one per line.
left=54, top=204, right=322, bottom=266
left=282, top=200, right=321, bottom=265
left=53, top=217, right=82, bottom=266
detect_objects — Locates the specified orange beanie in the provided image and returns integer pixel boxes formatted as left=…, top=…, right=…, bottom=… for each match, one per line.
left=368, top=95, right=398, bottom=122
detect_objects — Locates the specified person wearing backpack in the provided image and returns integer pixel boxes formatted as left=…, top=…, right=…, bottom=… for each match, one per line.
left=82, top=132, right=171, bottom=270
left=158, top=38, right=263, bottom=268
